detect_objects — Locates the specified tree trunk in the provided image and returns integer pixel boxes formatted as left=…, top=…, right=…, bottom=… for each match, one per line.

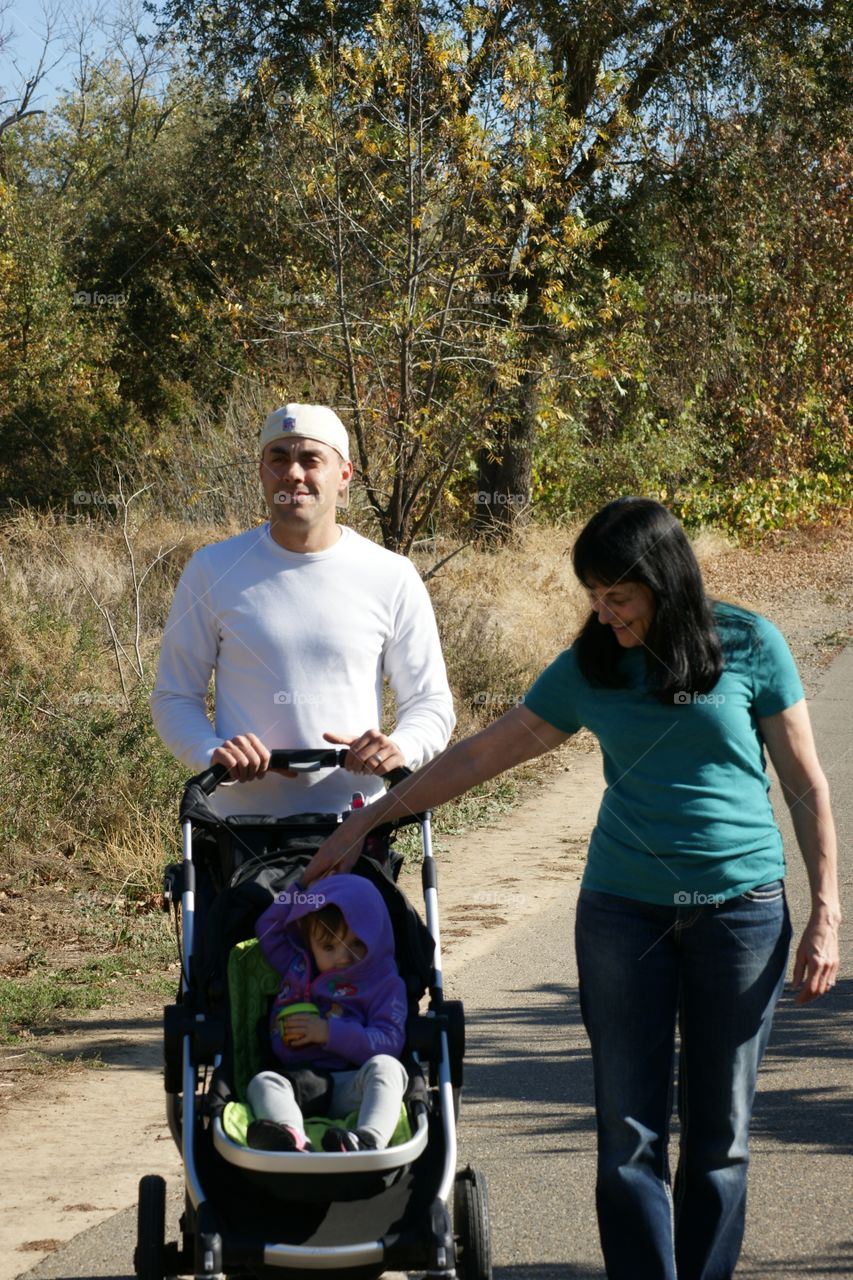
left=474, top=369, right=538, bottom=539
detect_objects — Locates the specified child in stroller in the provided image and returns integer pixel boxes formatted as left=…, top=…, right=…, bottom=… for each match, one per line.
left=136, top=748, right=492, bottom=1280
left=247, top=874, right=409, bottom=1154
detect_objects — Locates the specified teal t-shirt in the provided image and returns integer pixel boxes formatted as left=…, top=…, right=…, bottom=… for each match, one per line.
left=523, top=603, right=804, bottom=905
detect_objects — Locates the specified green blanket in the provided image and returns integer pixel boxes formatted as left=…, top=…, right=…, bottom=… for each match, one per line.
left=223, top=937, right=411, bottom=1149
left=222, top=1098, right=412, bottom=1149
left=227, top=937, right=282, bottom=1102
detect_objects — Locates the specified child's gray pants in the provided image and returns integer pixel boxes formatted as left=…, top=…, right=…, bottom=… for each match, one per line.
left=247, top=1054, right=408, bottom=1148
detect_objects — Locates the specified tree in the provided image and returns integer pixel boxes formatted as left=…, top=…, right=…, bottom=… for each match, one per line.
left=161, top=0, right=381, bottom=82
left=203, top=0, right=607, bottom=550
left=473, top=0, right=853, bottom=528
left=0, top=155, right=130, bottom=504
left=0, top=1, right=62, bottom=152
left=171, top=0, right=851, bottom=535
left=3, top=0, right=850, bottom=527
left=650, top=120, right=852, bottom=481
left=0, top=24, right=251, bottom=504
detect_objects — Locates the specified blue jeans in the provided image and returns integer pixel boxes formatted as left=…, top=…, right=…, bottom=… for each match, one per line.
left=575, top=884, right=791, bottom=1280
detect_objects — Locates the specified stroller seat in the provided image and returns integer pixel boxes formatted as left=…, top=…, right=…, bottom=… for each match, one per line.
left=210, top=933, right=431, bottom=1181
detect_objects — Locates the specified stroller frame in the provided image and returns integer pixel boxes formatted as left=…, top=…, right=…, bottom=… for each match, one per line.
left=137, top=749, right=491, bottom=1280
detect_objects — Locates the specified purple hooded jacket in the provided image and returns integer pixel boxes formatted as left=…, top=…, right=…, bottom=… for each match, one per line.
left=255, top=874, right=407, bottom=1072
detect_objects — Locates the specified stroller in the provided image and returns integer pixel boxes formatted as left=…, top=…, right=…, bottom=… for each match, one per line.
left=135, top=749, right=492, bottom=1280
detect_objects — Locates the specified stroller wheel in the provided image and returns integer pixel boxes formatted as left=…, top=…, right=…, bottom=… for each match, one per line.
left=453, top=1166, right=492, bottom=1280
left=135, top=1174, right=166, bottom=1280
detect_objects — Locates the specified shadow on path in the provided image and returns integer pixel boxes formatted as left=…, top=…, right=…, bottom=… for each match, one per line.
left=461, top=982, right=595, bottom=1140
left=751, top=979, right=853, bottom=1152
left=737, top=1241, right=853, bottom=1276
left=462, top=977, right=853, bottom=1155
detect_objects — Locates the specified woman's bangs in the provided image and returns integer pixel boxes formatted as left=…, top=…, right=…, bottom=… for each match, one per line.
left=573, top=541, right=636, bottom=590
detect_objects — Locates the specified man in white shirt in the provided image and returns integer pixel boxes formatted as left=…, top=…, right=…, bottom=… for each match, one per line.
left=150, top=404, right=455, bottom=816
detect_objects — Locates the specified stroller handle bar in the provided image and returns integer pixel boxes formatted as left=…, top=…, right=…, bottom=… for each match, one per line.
left=191, top=749, right=411, bottom=797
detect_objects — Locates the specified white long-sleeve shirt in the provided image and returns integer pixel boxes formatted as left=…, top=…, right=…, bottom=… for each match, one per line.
left=150, top=523, right=455, bottom=816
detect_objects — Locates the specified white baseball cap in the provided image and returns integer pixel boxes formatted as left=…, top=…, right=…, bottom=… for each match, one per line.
left=260, top=403, right=350, bottom=461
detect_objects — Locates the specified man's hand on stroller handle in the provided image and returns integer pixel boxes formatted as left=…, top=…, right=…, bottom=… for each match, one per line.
left=210, top=729, right=405, bottom=784
left=323, top=729, right=406, bottom=777
left=212, top=734, right=299, bottom=780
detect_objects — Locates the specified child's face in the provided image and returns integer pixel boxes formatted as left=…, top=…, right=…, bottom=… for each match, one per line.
left=309, top=922, right=367, bottom=973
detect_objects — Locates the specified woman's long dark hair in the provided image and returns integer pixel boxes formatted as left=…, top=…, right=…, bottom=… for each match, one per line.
left=572, top=497, right=724, bottom=702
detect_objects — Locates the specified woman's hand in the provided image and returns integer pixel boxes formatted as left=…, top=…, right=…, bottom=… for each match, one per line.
left=792, top=910, right=840, bottom=1004
left=284, top=1014, right=329, bottom=1046
left=307, top=706, right=568, bottom=884
left=302, top=815, right=374, bottom=884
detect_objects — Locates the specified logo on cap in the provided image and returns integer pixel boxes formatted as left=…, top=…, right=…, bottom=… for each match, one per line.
left=282, top=416, right=297, bottom=431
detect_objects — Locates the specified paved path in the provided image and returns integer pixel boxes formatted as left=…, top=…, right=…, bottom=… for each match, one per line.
left=21, top=647, right=853, bottom=1278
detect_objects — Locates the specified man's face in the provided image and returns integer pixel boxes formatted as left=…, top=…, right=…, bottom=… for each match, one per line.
left=259, top=437, right=353, bottom=547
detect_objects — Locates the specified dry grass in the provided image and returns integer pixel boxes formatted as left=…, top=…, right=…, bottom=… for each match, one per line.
left=422, top=525, right=588, bottom=735
left=5, top=505, right=848, bottom=896
left=1, top=504, right=220, bottom=622
left=0, top=508, right=199, bottom=884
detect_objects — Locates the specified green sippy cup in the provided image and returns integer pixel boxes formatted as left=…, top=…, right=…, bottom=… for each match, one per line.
left=277, top=1002, right=320, bottom=1044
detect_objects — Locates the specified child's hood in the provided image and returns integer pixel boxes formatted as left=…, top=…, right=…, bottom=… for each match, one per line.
left=283, top=873, right=395, bottom=968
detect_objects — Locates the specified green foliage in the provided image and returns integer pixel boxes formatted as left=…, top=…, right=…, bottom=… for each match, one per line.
left=524, top=114, right=852, bottom=529
left=0, top=165, right=134, bottom=504
left=161, top=0, right=377, bottom=80
left=0, top=69, right=248, bottom=507
left=670, top=472, right=853, bottom=538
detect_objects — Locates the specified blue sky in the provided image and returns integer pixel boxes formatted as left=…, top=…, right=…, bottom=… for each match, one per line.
left=1, top=5, right=67, bottom=109
left=0, top=2, right=161, bottom=111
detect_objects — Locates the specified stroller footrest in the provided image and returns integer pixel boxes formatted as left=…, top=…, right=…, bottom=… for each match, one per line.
left=261, top=1240, right=385, bottom=1268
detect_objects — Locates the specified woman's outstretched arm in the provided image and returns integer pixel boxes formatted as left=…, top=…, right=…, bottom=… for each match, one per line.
left=759, top=698, right=841, bottom=1004
left=301, top=705, right=570, bottom=884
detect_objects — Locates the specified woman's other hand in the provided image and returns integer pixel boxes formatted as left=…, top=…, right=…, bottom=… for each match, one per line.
left=792, top=912, right=840, bottom=1004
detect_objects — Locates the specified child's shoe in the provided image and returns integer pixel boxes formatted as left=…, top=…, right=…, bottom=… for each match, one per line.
left=321, top=1126, right=378, bottom=1152
left=247, top=1120, right=307, bottom=1151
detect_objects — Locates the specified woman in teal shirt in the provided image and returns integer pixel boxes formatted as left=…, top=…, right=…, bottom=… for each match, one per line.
left=303, top=497, right=840, bottom=1280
